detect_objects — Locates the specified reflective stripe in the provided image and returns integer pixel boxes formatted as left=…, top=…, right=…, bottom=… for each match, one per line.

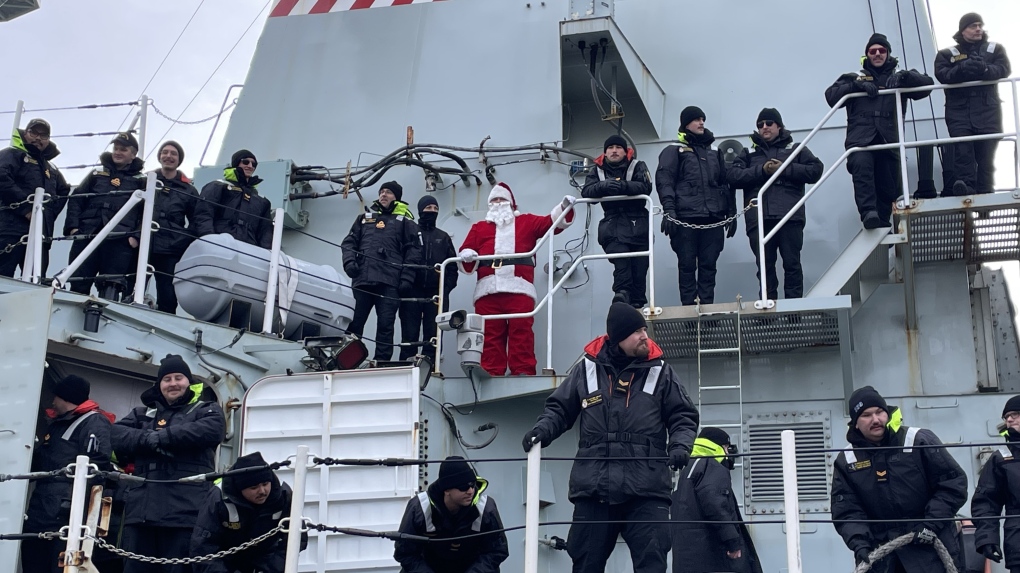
left=949, top=47, right=960, bottom=57
left=61, top=411, right=98, bottom=441
left=271, top=510, right=283, bottom=520
left=144, top=407, right=157, bottom=418
left=417, top=492, right=435, bottom=533
left=224, top=501, right=239, bottom=525
left=644, top=362, right=663, bottom=395
left=584, top=358, right=599, bottom=394
left=988, top=42, right=997, bottom=53
left=597, top=161, right=638, bottom=182
left=903, top=427, right=920, bottom=453
left=471, top=494, right=488, bottom=532
left=597, top=167, right=606, bottom=181
left=686, top=458, right=701, bottom=479
left=844, top=445, right=857, bottom=465
left=998, top=445, right=1013, bottom=461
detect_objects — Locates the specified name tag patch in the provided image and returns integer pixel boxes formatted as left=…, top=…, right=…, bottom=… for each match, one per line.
left=581, top=394, right=603, bottom=409
left=848, top=459, right=871, bottom=471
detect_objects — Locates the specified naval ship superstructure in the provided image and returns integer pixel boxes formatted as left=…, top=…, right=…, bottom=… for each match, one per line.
left=2, top=0, right=1020, bottom=571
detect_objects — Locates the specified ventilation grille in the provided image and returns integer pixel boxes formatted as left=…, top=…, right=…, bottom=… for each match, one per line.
left=910, top=207, right=1020, bottom=264
left=746, top=421, right=829, bottom=502
left=652, top=313, right=841, bottom=359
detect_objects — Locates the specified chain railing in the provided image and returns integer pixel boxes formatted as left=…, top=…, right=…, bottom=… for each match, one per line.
left=90, top=525, right=284, bottom=565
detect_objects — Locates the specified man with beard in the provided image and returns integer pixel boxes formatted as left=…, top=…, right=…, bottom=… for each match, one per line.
left=341, top=181, right=423, bottom=362
left=0, top=118, right=70, bottom=278
left=194, top=149, right=273, bottom=248
left=457, top=183, right=575, bottom=376
left=830, top=386, right=966, bottom=572
left=523, top=303, right=699, bottom=573
left=727, top=108, right=823, bottom=300
left=64, top=132, right=147, bottom=300
left=582, top=134, right=652, bottom=308
left=971, top=395, right=1020, bottom=571
left=935, top=13, right=1011, bottom=196
left=655, top=106, right=735, bottom=306
left=825, top=34, right=934, bottom=229
left=149, top=141, right=198, bottom=313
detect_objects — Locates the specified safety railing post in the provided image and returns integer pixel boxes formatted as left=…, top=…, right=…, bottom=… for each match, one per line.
left=546, top=219, right=555, bottom=371
left=524, top=442, right=542, bottom=573
left=755, top=198, right=769, bottom=310
left=10, top=100, right=24, bottom=145
left=1012, top=79, right=1020, bottom=189
left=62, top=455, right=91, bottom=573
left=53, top=191, right=144, bottom=289
left=284, top=445, right=309, bottom=573
left=263, top=208, right=286, bottom=335
left=22, top=186, right=45, bottom=283
left=781, top=430, right=802, bottom=573
left=645, top=195, right=657, bottom=314
left=137, top=95, right=148, bottom=158
left=895, top=91, right=910, bottom=208
left=131, top=172, right=157, bottom=305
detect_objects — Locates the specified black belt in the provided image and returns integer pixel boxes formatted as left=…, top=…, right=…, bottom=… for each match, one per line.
left=855, top=111, right=893, bottom=118
left=478, top=256, right=535, bottom=268
left=579, top=432, right=660, bottom=450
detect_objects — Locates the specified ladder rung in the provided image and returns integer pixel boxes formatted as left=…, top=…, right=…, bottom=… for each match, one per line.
left=698, top=310, right=741, bottom=317
left=699, top=347, right=740, bottom=355
left=701, top=385, right=741, bottom=390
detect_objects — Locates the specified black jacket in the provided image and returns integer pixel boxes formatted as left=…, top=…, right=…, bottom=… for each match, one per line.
left=971, top=429, right=1020, bottom=569
left=655, top=129, right=734, bottom=222
left=191, top=473, right=302, bottom=573
left=394, top=478, right=509, bottom=573
left=340, top=200, right=423, bottom=289
left=65, top=153, right=147, bottom=237
left=111, top=383, right=225, bottom=528
left=582, top=152, right=652, bottom=247
left=410, top=217, right=457, bottom=304
left=152, top=171, right=199, bottom=256
left=727, top=130, right=824, bottom=233
left=671, top=438, right=762, bottom=573
left=531, top=335, right=699, bottom=503
left=24, top=402, right=113, bottom=532
left=935, top=36, right=1011, bottom=134
left=194, top=168, right=273, bottom=248
left=824, top=57, right=934, bottom=149
left=0, top=129, right=70, bottom=242
left=831, top=409, right=967, bottom=572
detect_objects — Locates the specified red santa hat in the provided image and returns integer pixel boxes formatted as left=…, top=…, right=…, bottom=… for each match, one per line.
left=488, top=182, right=520, bottom=216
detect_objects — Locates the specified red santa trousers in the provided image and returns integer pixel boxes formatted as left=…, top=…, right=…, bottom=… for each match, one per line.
left=474, top=293, right=535, bottom=376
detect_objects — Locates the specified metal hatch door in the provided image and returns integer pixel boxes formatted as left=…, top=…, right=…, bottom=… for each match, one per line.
left=0, top=288, right=53, bottom=571
left=241, top=367, right=420, bottom=573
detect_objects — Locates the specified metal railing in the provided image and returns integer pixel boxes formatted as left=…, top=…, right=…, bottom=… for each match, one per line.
left=435, top=194, right=658, bottom=374
left=753, top=77, right=1020, bottom=310
left=8, top=95, right=149, bottom=155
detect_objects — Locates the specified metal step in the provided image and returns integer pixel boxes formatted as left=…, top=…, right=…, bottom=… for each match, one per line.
left=698, top=347, right=740, bottom=355
left=806, top=227, right=893, bottom=297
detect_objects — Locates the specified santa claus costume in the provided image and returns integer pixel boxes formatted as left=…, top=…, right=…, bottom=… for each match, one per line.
left=458, top=183, right=575, bottom=376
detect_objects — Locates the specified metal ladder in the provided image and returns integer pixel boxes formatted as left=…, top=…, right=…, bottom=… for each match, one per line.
left=695, top=296, right=746, bottom=504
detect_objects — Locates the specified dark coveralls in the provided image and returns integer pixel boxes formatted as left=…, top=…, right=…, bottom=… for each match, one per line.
left=971, top=429, right=1020, bottom=573
left=21, top=402, right=113, bottom=573
left=531, top=335, right=699, bottom=573
left=727, top=129, right=823, bottom=299
left=0, top=129, right=69, bottom=278
left=64, top=153, right=147, bottom=296
left=655, top=129, right=734, bottom=305
left=831, top=410, right=967, bottom=573
left=193, top=168, right=273, bottom=249
left=935, top=35, right=1011, bottom=194
left=394, top=478, right=509, bottom=573
left=191, top=474, right=302, bottom=573
left=582, top=151, right=652, bottom=307
left=341, top=200, right=423, bottom=362
left=397, top=215, right=457, bottom=363
left=824, top=58, right=933, bottom=223
left=671, top=438, right=762, bottom=573
left=149, top=171, right=198, bottom=313
left=111, top=383, right=225, bottom=573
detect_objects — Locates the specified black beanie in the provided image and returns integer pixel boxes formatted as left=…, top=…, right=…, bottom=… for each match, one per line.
left=606, top=302, right=647, bottom=346
left=699, top=427, right=731, bottom=447
left=156, top=354, right=193, bottom=385
left=865, top=33, right=892, bottom=54
left=111, top=132, right=139, bottom=151
left=230, top=452, right=275, bottom=491
left=603, top=134, right=628, bottom=153
left=756, top=107, right=784, bottom=128
left=158, top=140, right=185, bottom=164
left=231, top=149, right=257, bottom=169
left=418, top=194, right=438, bottom=217
left=959, top=12, right=982, bottom=33
left=434, top=456, right=476, bottom=492
left=380, top=181, right=403, bottom=202
left=848, top=385, right=888, bottom=425
left=1003, top=395, right=1020, bottom=419
left=680, top=106, right=706, bottom=130
left=53, top=375, right=90, bottom=405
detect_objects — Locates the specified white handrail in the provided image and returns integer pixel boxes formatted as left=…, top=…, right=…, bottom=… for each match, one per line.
left=22, top=186, right=45, bottom=283
left=52, top=190, right=144, bottom=289
left=137, top=95, right=148, bottom=157
left=62, top=455, right=91, bottom=573
left=781, top=430, right=802, bottom=573
left=9, top=100, right=24, bottom=146
left=263, top=208, right=286, bottom=335
left=284, top=445, right=309, bottom=573
left=523, top=442, right=542, bottom=573
left=131, top=173, right=158, bottom=305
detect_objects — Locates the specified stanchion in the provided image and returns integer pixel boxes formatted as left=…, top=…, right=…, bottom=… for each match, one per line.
left=263, top=208, right=286, bottom=335
left=131, top=172, right=157, bottom=305
left=62, top=455, right=91, bottom=573
left=284, top=445, right=309, bottom=573
left=524, top=442, right=542, bottom=573
left=22, top=186, right=45, bottom=283
left=782, top=430, right=803, bottom=573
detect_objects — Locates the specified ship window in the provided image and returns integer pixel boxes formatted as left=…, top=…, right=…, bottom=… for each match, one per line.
left=746, top=421, right=830, bottom=502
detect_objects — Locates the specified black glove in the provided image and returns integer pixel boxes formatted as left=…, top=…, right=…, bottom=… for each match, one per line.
left=343, top=262, right=360, bottom=279
left=962, top=57, right=988, bottom=79
left=860, top=81, right=879, bottom=98
left=912, top=524, right=937, bottom=545
left=978, top=544, right=1003, bottom=563
left=903, top=69, right=927, bottom=86
left=660, top=210, right=681, bottom=237
left=522, top=428, right=549, bottom=452
left=668, top=446, right=690, bottom=470
left=853, top=547, right=872, bottom=565
left=725, top=220, right=737, bottom=239
left=605, top=179, right=624, bottom=195
left=886, top=70, right=907, bottom=89
left=142, top=430, right=164, bottom=451
left=838, top=72, right=860, bottom=83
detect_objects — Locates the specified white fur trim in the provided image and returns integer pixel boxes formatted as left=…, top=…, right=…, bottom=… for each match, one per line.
left=457, top=248, right=478, bottom=274
left=474, top=274, right=537, bottom=302
left=493, top=220, right=515, bottom=255
left=488, top=184, right=513, bottom=205
left=550, top=203, right=574, bottom=230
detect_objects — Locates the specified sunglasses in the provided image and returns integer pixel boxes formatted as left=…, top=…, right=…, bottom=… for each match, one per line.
left=454, top=481, right=477, bottom=492
left=756, top=120, right=777, bottom=129
left=868, top=47, right=888, bottom=56
left=239, top=159, right=256, bottom=166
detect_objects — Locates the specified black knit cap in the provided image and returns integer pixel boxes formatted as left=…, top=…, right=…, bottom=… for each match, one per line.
left=865, top=33, right=892, bottom=54
left=156, top=354, right=193, bottom=384
left=848, top=385, right=888, bottom=425
left=158, top=140, right=185, bottom=164
left=699, top=427, right=731, bottom=447
left=603, top=134, right=628, bottom=153
left=112, top=132, right=139, bottom=151
left=231, top=149, right=257, bottom=169
left=53, top=375, right=90, bottom=405
left=418, top=194, right=439, bottom=217
left=1003, top=395, right=1020, bottom=419
left=434, top=456, right=476, bottom=492
left=959, top=12, right=982, bottom=32
left=680, top=106, right=706, bottom=130
left=26, top=118, right=50, bottom=136
left=756, top=108, right=784, bottom=128
left=380, top=181, right=403, bottom=202
left=606, top=302, right=647, bottom=346
left=230, top=452, right=275, bottom=491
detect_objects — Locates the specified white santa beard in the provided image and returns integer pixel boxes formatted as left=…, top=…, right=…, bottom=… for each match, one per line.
left=485, top=202, right=515, bottom=226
